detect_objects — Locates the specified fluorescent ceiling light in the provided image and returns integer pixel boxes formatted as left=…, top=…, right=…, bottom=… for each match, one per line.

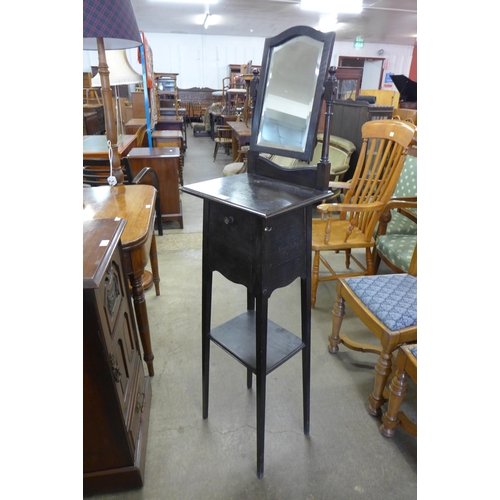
left=300, top=0, right=362, bottom=14
left=203, top=13, right=211, bottom=29
left=200, top=13, right=220, bottom=29
left=151, top=0, right=218, bottom=3
left=317, top=14, right=338, bottom=32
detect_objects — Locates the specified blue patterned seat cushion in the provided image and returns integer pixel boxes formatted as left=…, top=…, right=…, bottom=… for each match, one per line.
left=409, top=346, right=417, bottom=358
left=344, top=274, right=417, bottom=331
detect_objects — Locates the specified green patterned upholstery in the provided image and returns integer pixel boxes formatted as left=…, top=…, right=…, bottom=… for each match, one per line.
left=393, top=155, right=417, bottom=198
left=388, top=155, right=417, bottom=235
left=375, top=155, right=417, bottom=272
left=376, top=234, right=417, bottom=273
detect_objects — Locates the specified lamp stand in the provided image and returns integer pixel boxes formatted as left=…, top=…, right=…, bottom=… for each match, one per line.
left=97, top=37, right=124, bottom=184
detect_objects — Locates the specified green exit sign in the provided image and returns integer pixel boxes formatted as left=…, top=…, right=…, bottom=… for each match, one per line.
left=354, top=36, right=363, bottom=48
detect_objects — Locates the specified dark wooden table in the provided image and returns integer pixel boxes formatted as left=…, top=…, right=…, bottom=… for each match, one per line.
left=182, top=173, right=328, bottom=478
left=83, top=184, right=159, bottom=376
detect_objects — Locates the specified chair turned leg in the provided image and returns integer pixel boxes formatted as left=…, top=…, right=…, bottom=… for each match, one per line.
left=345, top=249, right=351, bottom=269
left=328, top=292, right=345, bottom=354
left=380, top=366, right=408, bottom=438
left=213, top=143, right=219, bottom=161
left=366, top=248, right=374, bottom=275
left=368, top=351, right=393, bottom=416
left=311, top=251, right=320, bottom=308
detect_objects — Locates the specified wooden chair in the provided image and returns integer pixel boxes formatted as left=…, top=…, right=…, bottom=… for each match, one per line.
left=328, top=244, right=417, bottom=417
left=190, top=101, right=203, bottom=125
left=83, top=158, right=163, bottom=236
left=213, top=125, right=233, bottom=161
left=374, top=199, right=417, bottom=274
left=311, top=119, right=416, bottom=308
left=380, top=343, right=417, bottom=437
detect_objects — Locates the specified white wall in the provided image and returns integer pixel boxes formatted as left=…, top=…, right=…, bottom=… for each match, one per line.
left=83, top=32, right=414, bottom=91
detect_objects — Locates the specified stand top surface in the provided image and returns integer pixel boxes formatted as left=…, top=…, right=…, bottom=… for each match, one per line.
left=182, top=174, right=326, bottom=218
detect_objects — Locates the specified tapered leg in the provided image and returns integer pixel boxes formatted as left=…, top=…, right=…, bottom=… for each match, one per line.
left=247, top=289, right=255, bottom=389
left=380, top=366, right=407, bottom=437
left=329, top=286, right=345, bottom=354
left=300, top=276, right=311, bottom=435
left=129, top=272, right=155, bottom=376
left=149, top=233, right=161, bottom=296
left=201, top=202, right=212, bottom=419
left=255, top=293, right=268, bottom=479
left=368, top=350, right=393, bottom=416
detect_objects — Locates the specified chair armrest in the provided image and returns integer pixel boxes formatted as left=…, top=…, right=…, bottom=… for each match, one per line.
left=316, top=201, right=385, bottom=214
left=377, top=199, right=417, bottom=236
left=132, top=167, right=160, bottom=192
left=328, top=181, right=351, bottom=190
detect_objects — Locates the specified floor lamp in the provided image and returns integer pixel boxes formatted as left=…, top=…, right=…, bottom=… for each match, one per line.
left=83, top=0, right=142, bottom=185
left=91, top=50, right=143, bottom=136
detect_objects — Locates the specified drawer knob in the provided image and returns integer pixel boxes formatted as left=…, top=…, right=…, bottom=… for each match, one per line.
left=224, top=216, right=234, bottom=225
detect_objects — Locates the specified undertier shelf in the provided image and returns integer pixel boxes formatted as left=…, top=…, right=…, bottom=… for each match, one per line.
left=209, top=310, right=305, bottom=374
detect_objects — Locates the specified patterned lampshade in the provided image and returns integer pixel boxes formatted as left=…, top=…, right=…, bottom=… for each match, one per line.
left=83, top=0, right=142, bottom=51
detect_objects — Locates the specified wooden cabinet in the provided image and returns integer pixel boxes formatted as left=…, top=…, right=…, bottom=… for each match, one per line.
left=83, top=218, right=152, bottom=495
left=126, top=147, right=184, bottom=228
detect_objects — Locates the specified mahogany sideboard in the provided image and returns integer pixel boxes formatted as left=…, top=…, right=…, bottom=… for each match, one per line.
left=83, top=218, right=152, bottom=495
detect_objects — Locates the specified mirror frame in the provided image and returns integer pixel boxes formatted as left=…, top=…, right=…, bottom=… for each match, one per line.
left=249, top=26, right=335, bottom=162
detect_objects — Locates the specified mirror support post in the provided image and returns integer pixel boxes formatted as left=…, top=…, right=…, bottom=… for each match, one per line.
left=321, top=66, right=337, bottom=164
left=315, top=66, right=337, bottom=190
left=250, top=68, right=260, bottom=127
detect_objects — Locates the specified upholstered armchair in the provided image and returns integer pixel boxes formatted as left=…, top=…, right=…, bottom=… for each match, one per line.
left=374, top=154, right=417, bottom=273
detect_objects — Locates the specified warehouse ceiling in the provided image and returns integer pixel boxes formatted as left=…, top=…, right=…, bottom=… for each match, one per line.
left=130, top=0, right=417, bottom=45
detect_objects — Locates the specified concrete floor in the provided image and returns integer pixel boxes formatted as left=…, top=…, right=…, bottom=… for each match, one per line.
left=87, top=127, right=417, bottom=499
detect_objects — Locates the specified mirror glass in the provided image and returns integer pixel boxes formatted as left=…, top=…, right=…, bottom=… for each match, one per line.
left=255, top=36, right=323, bottom=154
left=249, top=27, right=335, bottom=164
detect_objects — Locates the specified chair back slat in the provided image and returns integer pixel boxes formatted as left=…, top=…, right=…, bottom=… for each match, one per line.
left=339, top=120, right=415, bottom=241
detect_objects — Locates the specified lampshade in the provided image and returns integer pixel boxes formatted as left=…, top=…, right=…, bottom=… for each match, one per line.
left=83, top=0, right=142, bottom=50
left=91, top=50, right=142, bottom=87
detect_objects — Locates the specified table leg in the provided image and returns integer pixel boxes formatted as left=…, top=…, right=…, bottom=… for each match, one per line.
left=300, top=275, right=311, bottom=436
left=149, top=233, right=161, bottom=296
left=247, top=290, right=255, bottom=389
left=232, top=134, right=238, bottom=162
left=202, top=202, right=212, bottom=419
left=129, top=271, right=155, bottom=377
left=255, top=292, right=268, bottom=479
